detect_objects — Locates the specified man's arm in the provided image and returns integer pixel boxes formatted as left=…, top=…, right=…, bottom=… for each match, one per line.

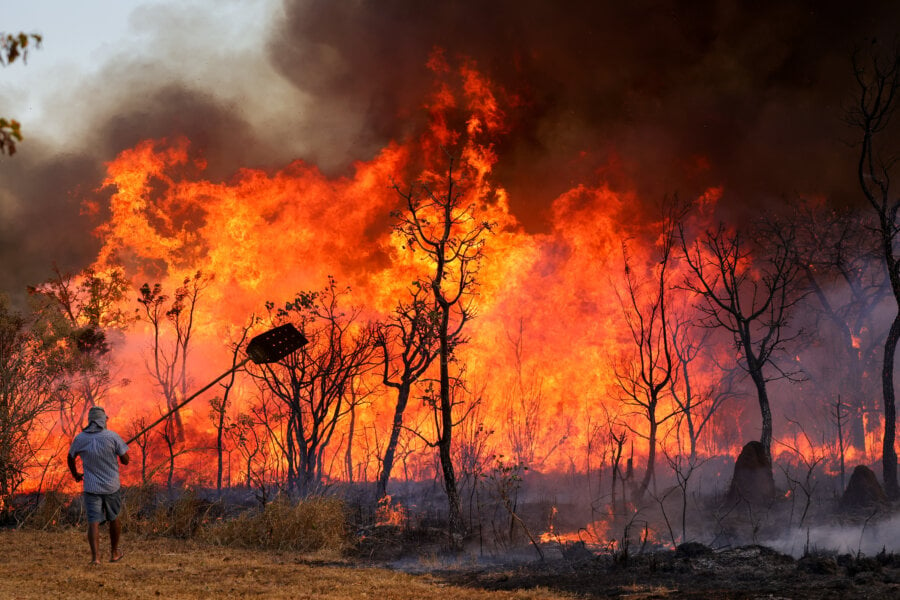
left=119, top=451, right=130, bottom=465
left=67, top=454, right=83, bottom=482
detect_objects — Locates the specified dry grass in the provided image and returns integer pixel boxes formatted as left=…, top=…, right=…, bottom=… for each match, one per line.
left=200, top=496, right=350, bottom=553
left=0, top=528, right=573, bottom=600
left=22, top=491, right=70, bottom=530
left=122, top=486, right=217, bottom=538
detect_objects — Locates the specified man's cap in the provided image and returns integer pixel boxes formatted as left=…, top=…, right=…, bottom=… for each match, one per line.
left=86, top=406, right=107, bottom=429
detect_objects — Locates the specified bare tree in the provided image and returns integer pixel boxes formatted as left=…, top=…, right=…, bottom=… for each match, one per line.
left=847, top=43, right=900, bottom=497
left=126, top=417, right=153, bottom=484
left=375, top=282, right=440, bottom=499
left=777, top=418, right=826, bottom=528
left=253, top=278, right=376, bottom=496
left=669, top=317, right=740, bottom=462
left=600, top=405, right=630, bottom=515
left=342, top=378, right=376, bottom=484
left=793, top=202, right=887, bottom=455
left=680, top=219, right=807, bottom=462
left=393, top=154, right=493, bottom=540
left=225, top=399, right=281, bottom=505
left=831, top=395, right=849, bottom=492
left=137, top=271, right=210, bottom=440
left=612, top=203, right=681, bottom=502
left=504, top=319, right=566, bottom=471
left=450, top=381, right=494, bottom=529
left=209, top=318, right=254, bottom=495
left=160, top=414, right=178, bottom=492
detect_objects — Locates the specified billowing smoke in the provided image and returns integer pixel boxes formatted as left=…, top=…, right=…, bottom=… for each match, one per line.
left=268, top=0, right=900, bottom=223
left=1, top=0, right=898, bottom=303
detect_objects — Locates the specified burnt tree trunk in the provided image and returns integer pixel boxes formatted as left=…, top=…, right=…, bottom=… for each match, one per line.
left=749, top=367, right=773, bottom=464
left=849, top=46, right=900, bottom=500
left=637, top=411, right=658, bottom=500
left=377, top=382, right=411, bottom=499
left=882, top=313, right=900, bottom=498
left=743, top=323, right=773, bottom=463
left=436, top=300, right=463, bottom=542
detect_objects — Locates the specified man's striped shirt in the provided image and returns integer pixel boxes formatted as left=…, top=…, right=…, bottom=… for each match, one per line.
left=68, top=429, right=129, bottom=494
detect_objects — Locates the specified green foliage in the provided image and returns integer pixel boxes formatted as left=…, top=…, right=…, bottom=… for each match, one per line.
left=27, top=267, right=132, bottom=434
left=0, top=32, right=42, bottom=66
left=0, top=31, right=41, bottom=156
left=0, top=117, right=21, bottom=155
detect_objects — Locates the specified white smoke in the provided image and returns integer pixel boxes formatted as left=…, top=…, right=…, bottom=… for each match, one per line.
left=764, top=512, right=900, bottom=558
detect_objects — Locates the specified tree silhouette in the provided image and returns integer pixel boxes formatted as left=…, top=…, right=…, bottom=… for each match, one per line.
left=613, top=201, right=681, bottom=502
left=392, top=154, right=493, bottom=542
left=137, top=271, right=210, bottom=441
left=680, top=219, right=806, bottom=462
left=253, top=278, right=375, bottom=496
left=375, top=281, right=439, bottom=499
left=0, top=297, right=55, bottom=516
left=848, top=42, right=900, bottom=497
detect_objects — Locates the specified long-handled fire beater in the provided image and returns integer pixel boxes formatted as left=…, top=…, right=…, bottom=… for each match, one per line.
left=126, top=323, right=308, bottom=444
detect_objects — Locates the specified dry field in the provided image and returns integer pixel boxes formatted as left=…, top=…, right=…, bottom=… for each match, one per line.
left=0, top=528, right=571, bottom=600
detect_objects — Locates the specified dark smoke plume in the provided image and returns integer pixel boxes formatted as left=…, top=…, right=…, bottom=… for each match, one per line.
left=1, top=0, right=899, bottom=304
left=269, top=0, right=900, bottom=225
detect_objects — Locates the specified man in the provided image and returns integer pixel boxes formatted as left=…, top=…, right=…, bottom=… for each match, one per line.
left=67, top=406, right=130, bottom=565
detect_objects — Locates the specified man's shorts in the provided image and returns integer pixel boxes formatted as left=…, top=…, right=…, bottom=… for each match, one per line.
left=83, top=489, right=123, bottom=524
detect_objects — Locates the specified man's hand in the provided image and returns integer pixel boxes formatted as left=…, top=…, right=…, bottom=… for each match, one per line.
left=67, top=454, right=82, bottom=483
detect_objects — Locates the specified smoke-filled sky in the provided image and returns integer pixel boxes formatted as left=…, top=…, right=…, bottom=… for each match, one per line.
left=1, top=0, right=898, bottom=307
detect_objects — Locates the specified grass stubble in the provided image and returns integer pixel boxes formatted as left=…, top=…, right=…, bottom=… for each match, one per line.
left=0, top=528, right=574, bottom=600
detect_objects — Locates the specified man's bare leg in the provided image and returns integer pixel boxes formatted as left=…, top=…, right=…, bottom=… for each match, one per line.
left=109, top=518, right=123, bottom=562
left=87, top=522, right=100, bottom=565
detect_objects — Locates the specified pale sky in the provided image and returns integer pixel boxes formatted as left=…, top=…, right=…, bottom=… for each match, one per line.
left=1, top=0, right=281, bottom=144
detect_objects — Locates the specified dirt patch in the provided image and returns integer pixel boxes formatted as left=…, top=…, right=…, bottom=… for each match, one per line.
left=0, top=528, right=566, bottom=600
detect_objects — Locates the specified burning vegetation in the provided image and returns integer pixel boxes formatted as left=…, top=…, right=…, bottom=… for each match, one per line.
left=5, top=9, right=900, bottom=597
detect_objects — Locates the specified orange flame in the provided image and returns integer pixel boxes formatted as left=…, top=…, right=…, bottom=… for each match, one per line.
left=25, top=56, right=882, bottom=525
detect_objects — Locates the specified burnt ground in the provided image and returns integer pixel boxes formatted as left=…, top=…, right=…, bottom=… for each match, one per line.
left=364, top=541, right=900, bottom=599
left=429, top=544, right=900, bottom=599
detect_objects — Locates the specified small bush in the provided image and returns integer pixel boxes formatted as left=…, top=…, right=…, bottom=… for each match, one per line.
left=119, top=484, right=157, bottom=534
left=121, top=486, right=221, bottom=538
left=149, top=488, right=216, bottom=538
left=200, top=495, right=350, bottom=554
left=22, top=492, right=71, bottom=530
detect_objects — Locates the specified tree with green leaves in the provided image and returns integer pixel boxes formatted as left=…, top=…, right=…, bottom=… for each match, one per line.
left=28, top=266, right=131, bottom=436
left=0, top=296, right=56, bottom=518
